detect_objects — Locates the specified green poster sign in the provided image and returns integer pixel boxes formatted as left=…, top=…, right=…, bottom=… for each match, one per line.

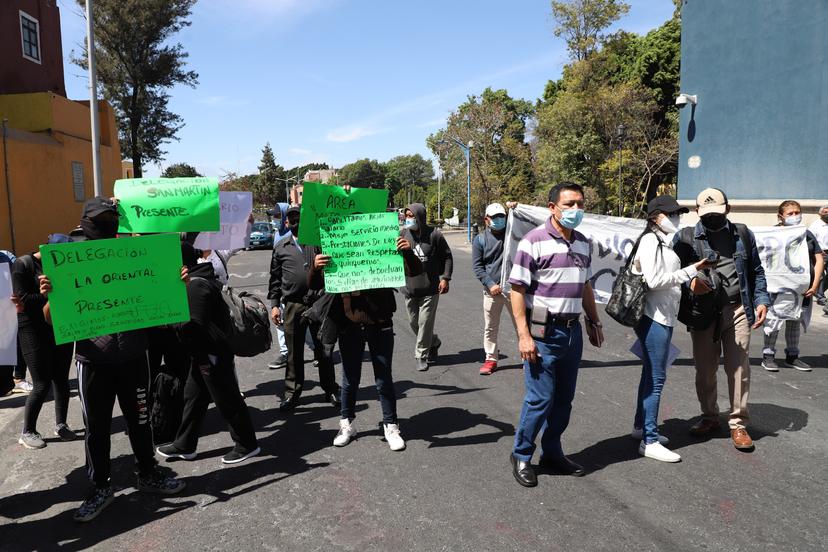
left=319, top=212, right=405, bottom=293
left=114, top=177, right=220, bottom=233
left=40, top=234, right=190, bottom=345
left=298, top=181, right=388, bottom=246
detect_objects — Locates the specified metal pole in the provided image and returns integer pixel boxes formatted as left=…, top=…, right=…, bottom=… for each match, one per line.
left=466, top=147, right=471, bottom=242
left=437, top=166, right=441, bottom=220
left=2, top=119, right=17, bottom=253
left=285, top=177, right=290, bottom=203
left=85, top=0, right=103, bottom=196
left=617, top=145, right=622, bottom=217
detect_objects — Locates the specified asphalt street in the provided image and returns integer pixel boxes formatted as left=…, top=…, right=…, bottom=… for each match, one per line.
left=0, top=231, right=826, bottom=551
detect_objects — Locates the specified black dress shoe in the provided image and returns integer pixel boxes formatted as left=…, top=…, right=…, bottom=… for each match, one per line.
left=510, top=454, right=537, bottom=487
left=539, top=455, right=585, bottom=477
left=325, top=391, right=341, bottom=407
left=279, top=395, right=300, bottom=412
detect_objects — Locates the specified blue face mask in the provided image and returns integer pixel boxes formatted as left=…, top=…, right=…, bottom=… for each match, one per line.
left=404, top=219, right=416, bottom=228
left=490, top=217, right=506, bottom=231
left=557, top=207, right=584, bottom=229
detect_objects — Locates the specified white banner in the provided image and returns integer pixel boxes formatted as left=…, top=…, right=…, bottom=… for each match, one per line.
left=194, top=192, right=253, bottom=250
left=0, top=264, right=17, bottom=365
left=501, top=205, right=810, bottom=319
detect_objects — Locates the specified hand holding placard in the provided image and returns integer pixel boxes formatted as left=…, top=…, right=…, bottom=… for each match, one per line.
left=115, top=177, right=220, bottom=233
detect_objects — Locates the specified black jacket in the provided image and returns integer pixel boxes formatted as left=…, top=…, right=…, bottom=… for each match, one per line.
left=267, top=235, right=322, bottom=307
left=75, top=330, right=148, bottom=365
left=399, top=203, right=453, bottom=298
left=177, top=262, right=232, bottom=357
left=11, top=254, right=47, bottom=331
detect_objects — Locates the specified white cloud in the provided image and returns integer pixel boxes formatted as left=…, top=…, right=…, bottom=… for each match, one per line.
left=288, top=147, right=312, bottom=155
left=207, top=0, right=337, bottom=21
left=325, top=126, right=383, bottom=143
left=196, top=96, right=227, bottom=106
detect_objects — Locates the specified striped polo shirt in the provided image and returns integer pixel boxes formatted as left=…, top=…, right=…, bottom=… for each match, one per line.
left=508, top=218, right=592, bottom=317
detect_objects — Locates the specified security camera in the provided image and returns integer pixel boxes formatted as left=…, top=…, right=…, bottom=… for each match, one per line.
left=675, top=93, right=698, bottom=108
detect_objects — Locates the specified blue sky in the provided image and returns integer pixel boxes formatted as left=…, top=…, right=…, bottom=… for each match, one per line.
left=57, top=0, right=675, bottom=177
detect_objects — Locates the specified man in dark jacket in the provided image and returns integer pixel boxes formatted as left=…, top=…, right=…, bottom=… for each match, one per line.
left=40, top=197, right=185, bottom=523
left=399, top=203, right=453, bottom=371
left=267, top=205, right=340, bottom=412
left=472, top=202, right=517, bottom=375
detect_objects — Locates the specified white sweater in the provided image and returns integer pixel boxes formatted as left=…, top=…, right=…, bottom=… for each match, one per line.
left=631, top=232, right=698, bottom=327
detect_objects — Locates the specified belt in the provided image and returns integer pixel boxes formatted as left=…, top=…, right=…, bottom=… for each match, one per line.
left=548, top=316, right=580, bottom=328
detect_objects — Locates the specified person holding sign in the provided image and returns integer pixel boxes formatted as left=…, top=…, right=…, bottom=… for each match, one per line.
left=39, top=198, right=186, bottom=523
left=267, top=206, right=340, bottom=412
left=13, top=234, right=78, bottom=450
left=761, top=200, right=822, bottom=372
left=507, top=183, right=604, bottom=488
left=399, top=203, right=453, bottom=372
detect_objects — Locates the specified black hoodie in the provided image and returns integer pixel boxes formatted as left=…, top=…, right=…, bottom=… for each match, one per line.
left=178, top=249, right=232, bottom=356
left=399, top=203, right=453, bottom=298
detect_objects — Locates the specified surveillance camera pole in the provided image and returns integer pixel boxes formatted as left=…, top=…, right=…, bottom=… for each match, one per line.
left=437, top=137, right=473, bottom=242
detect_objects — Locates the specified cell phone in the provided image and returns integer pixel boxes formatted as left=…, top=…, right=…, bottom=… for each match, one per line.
left=705, top=251, right=720, bottom=266
left=528, top=307, right=547, bottom=340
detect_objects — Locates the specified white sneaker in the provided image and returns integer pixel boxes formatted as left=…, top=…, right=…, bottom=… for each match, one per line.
left=630, top=428, right=669, bottom=445
left=12, top=380, right=33, bottom=394
left=333, top=418, right=356, bottom=447
left=383, top=423, right=406, bottom=451
left=638, top=441, right=681, bottom=463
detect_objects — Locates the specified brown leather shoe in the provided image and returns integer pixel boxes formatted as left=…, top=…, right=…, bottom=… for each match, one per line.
left=689, top=418, right=722, bottom=436
left=731, top=428, right=755, bottom=451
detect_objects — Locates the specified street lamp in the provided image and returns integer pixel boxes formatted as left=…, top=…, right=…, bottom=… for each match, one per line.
left=437, top=138, right=474, bottom=242
left=616, top=123, right=625, bottom=217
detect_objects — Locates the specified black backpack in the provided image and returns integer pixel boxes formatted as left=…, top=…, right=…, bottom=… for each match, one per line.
left=219, top=286, right=273, bottom=357
left=150, top=371, right=183, bottom=445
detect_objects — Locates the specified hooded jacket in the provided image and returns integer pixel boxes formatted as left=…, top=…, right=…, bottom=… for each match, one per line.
left=399, top=203, right=453, bottom=298
left=273, top=202, right=291, bottom=244
left=177, top=260, right=232, bottom=356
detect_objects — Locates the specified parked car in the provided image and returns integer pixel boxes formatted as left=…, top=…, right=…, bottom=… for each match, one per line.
left=247, top=221, right=275, bottom=249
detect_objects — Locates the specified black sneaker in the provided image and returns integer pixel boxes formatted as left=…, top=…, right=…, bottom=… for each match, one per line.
left=55, top=424, right=78, bottom=442
left=137, top=469, right=186, bottom=495
left=761, top=355, right=780, bottom=372
left=156, top=443, right=197, bottom=460
left=222, top=446, right=261, bottom=465
left=268, top=355, right=287, bottom=370
left=786, top=356, right=812, bottom=372
left=73, top=486, right=114, bottom=523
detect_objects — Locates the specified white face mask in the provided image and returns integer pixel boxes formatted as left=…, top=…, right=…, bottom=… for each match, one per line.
left=783, top=214, right=802, bottom=226
left=658, top=214, right=679, bottom=235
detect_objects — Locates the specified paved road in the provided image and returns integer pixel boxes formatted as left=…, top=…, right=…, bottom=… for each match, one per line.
left=0, top=233, right=826, bottom=551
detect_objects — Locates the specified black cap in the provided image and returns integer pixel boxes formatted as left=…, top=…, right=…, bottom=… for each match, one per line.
left=81, top=197, right=117, bottom=219
left=286, top=205, right=300, bottom=216
left=646, top=195, right=688, bottom=217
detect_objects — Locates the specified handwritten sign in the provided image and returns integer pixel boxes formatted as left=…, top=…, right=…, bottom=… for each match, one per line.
left=299, top=181, right=388, bottom=246
left=0, top=264, right=16, bottom=365
left=319, top=212, right=405, bottom=293
left=114, top=177, right=220, bottom=233
left=40, top=234, right=190, bottom=344
left=194, top=191, right=253, bottom=250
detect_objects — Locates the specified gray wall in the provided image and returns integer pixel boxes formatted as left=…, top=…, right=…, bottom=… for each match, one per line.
left=678, top=0, right=828, bottom=201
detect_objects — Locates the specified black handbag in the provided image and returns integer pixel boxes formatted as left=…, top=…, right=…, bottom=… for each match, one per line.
left=605, top=236, right=648, bottom=327
left=675, top=228, right=724, bottom=332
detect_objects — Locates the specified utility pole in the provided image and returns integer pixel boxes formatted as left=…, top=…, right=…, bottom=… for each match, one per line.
left=616, top=123, right=625, bottom=217
left=85, top=0, right=103, bottom=196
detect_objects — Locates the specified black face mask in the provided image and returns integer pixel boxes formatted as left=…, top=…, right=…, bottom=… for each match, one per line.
left=288, top=222, right=300, bottom=236
left=80, top=218, right=118, bottom=240
left=701, top=213, right=727, bottom=232
left=821, top=214, right=828, bottom=223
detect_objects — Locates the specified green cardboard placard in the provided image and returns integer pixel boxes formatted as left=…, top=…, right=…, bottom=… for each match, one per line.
left=298, top=181, right=388, bottom=246
left=319, top=212, right=405, bottom=293
left=114, top=177, right=220, bottom=233
left=39, top=234, right=190, bottom=345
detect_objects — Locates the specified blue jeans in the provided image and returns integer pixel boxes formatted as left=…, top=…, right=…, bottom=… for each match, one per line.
left=633, top=316, right=673, bottom=444
left=339, top=321, right=397, bottom=424
left=512, top=324, right=583, bottom=462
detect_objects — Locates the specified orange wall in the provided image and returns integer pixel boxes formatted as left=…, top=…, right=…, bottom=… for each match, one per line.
left=0, top=94, right=120, bottom=255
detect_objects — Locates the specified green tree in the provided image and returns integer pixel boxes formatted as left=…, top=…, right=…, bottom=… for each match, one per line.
left=253, top=143, right=286, bottom=205
left=551, top=0, right=631, bottom=61
left=384, top=154, right=435, bottom=206
left=73, top=0, right=198, bottom=177
left=337, top=159, right=387, bottom=189
left=161, top=162, right=201, bottom=178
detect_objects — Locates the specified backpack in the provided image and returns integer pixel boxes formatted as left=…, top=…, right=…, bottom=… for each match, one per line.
left=219, top=286, right=273, bottom=357
left=150, top=371, right=183, bottom=446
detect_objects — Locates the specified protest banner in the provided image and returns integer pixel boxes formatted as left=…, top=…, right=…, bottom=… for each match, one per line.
left=114, top=177, right=220, bottom=233
left=299, top=181, right=388, bottom=246
left=40, top=234, right=190, bottom=345
left=501, top=204, right=808, bottom=314
left=194, top=191, right=253, bottom=250
left=319, top=212, right=405, bottom=293
left=0, top=264, right=17, bottom=365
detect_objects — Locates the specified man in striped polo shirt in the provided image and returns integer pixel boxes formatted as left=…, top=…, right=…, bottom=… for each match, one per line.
left=508, top=182, right=604, bottom=488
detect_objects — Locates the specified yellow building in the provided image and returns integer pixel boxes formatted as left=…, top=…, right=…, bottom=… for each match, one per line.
left=0, top=91, right=122, bottom=254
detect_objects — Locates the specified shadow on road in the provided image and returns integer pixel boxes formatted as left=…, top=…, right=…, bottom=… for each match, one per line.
left=404, top=406, right=514, bottom=448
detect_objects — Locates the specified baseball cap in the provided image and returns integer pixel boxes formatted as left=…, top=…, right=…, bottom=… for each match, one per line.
left=47, top=233, right=73, bottom=244
left=286, top=205, right=301, bottom=217
left=696, top=188, right=728, bottom=216
left=485, top=203, right=506, bottom=217
left=81, top=197, right=118, bottom=219
left=646, top=195, right=688, bottom=217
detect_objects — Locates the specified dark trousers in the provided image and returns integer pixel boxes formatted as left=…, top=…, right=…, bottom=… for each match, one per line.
left=283, top=301, right=337, bottom=398
left=173, top=353, right=258, bottom=452
left=19, top=327, right=73, bottom=433
left=13, top=340, right=26, bottom=381
left=77, top=357, right=156, bottom=487
left=339, top=321, right=397, bottom=424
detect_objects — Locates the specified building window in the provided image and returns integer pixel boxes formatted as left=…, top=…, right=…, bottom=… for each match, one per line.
left=72, top=162, right=85, bottom=202
left=20, top=11, right=41, bottom=64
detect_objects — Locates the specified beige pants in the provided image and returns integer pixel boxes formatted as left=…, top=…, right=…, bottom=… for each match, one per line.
left=690, top=303, right=751, bottom=429
left=483, top=289, right=515, bottom=361
left=405, top=294, right=441, bottom=359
